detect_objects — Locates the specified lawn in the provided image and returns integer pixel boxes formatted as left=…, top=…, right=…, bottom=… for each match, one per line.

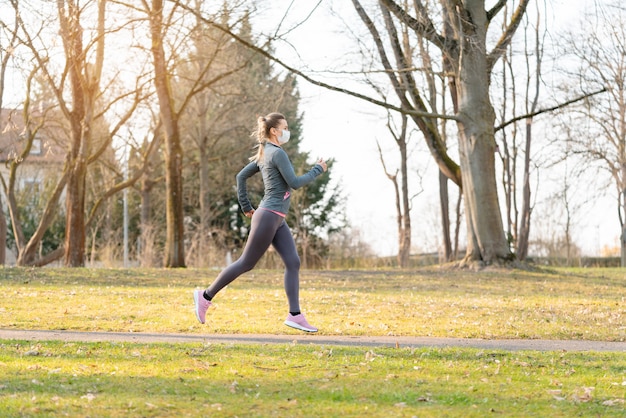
left=0, top=266, right=625, bottom=417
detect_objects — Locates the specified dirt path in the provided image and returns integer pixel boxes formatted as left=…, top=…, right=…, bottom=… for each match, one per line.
left=1, top=329, right=625, bottom=352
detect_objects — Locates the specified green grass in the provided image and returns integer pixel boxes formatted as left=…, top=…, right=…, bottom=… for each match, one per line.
left=0, top=266, right=625, bottom=416
left=0, top=266, right=624, bottom=340
left=2, top=340, right=625, bottom=417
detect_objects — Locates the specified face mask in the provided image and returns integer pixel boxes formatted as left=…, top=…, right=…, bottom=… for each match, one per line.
left=278, top=128, right=290, bottom=145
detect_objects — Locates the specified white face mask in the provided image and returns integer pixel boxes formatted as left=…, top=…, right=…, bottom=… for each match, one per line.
left=278, top=128, right=290, bottom=145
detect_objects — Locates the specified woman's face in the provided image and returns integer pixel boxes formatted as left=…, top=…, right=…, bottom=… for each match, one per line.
left=273, top=119, right=289, bottom=137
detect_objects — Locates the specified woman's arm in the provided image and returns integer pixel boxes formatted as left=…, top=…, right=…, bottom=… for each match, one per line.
left=236, top=161, right=260, bottom=213
left=274, top=149, right=324, bottom=189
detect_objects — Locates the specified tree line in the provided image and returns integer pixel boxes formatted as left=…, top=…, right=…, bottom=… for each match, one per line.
left=1, top=0, right=625, bottom=269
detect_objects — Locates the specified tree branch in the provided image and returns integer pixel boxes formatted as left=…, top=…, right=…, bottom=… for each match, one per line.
left=495, top=87, right=607, bottom=132
left=169, top=0, right=458, bottom=122
left=487, top=0, right=507, bottom=21
left=487, top=0, right=531, bottom=72
left=378, top=0, right=448, bottom=50
left=32, top=247, right=65, bottom=267
left=85, top=129, right=163, bottom=230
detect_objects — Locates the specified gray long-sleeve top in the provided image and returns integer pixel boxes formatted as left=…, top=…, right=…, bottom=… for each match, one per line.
left=237, top=142, right=324, bottom=215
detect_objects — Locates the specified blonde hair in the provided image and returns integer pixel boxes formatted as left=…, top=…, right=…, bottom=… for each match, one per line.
left=250, top=112, right=286, bottom=163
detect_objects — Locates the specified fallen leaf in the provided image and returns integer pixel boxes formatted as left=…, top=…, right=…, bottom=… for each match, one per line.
left=602, top=399, right=624, bottom=406
left=571, top=386, right=594, bottom=403
left=81, top=393, right=96, bottom=402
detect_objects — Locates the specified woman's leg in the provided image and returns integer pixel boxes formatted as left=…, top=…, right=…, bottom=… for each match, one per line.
left=205, top=210, right=283, bottom=299
left=271, top=220, right=301, bottom=313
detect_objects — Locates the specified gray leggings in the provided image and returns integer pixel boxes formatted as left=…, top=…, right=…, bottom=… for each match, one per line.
left=206, top=209, right=301, bottom=312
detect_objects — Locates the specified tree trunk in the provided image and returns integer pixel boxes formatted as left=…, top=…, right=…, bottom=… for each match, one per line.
left=439, top=170, right=452, bottom=261
left=149, top=0, right=186, bottom=267
left=456, top=1, right=512, bottom=265
left=64, top=141, right=87, bottom=266
left=139, top=172, right=154, bottom=267
left=164, top=137, right=186, bottom=267
left=397, top=120, right=411, bottom=268
left=59, top=0, right=88, bottom=267
left=199, top=143, right=211, bottom=266
left=14, top=163, right=68, bottom=266
left=517, top=119, right=533, bottom=259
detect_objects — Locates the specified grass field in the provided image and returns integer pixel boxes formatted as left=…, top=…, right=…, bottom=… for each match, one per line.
left=1, top=266, right=625, bottom=416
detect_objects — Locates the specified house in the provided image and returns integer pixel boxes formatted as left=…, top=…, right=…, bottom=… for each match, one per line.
left=0, top=107, right=66, bottom=190
left=0, top=107, right=67, bottom=264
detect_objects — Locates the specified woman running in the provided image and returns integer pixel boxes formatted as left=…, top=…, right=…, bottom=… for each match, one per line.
left=193, top=112, right=327, bottom=332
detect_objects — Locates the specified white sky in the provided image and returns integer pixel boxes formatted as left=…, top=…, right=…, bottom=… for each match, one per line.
left=252, top=0, right=620, bottom=257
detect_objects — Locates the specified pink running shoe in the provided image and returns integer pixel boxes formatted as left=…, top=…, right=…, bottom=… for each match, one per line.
left=193, top=290, right=212, bottom=324
left=284, top=313, right=318, bottom=333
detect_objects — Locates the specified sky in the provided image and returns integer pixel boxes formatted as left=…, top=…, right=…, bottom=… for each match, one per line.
left=251, top=0, right=620, bottom=257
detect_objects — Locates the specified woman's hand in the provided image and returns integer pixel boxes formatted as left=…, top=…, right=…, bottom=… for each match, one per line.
left=244, top=209, right=255, bottom=218
left=317, top=158, right=328, bottom=172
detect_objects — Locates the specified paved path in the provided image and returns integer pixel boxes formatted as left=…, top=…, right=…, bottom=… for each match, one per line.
left=1, top=329, right=625, bottom=352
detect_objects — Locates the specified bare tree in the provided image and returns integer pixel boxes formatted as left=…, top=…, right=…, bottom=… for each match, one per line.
left=3, top=0, right=151, bottom=266
left=363, top=4, right=451, bottom=265
left=345, top=0, right=533, bottom=266
left=560, top=1, right=626, bottom=266
left=495, top=3, right=546, bottom=260
left=377, top=114, right=422, bottom=267
left=143, top=0, right=188, bottom=267
left=54, top=0, right=108, bottom=266
left=140, top=0, right=260, bottom=267
left=530, top=161, right=587, bottom=265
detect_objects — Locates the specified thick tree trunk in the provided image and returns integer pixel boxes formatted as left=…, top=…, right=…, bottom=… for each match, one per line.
left=456, top=1, right=512, bottom=265
left=59, top=0, right=88, bottom=267
left=64, top=127, right=87, bottom=266
left=164, top=138, right=186, bottom=267
left=149, top=0, right=186, bottom=267
left=59, top=0, right=105, bottom=267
